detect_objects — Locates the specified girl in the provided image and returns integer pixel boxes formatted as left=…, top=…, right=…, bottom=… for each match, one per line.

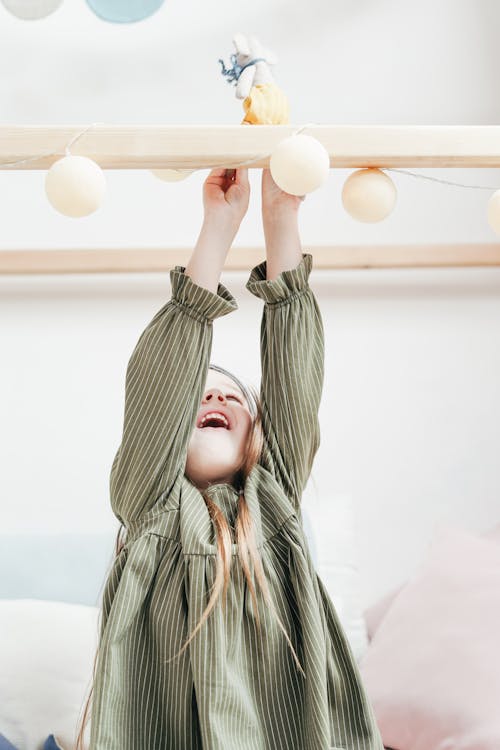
left=78, top=168, right=384, bottom=750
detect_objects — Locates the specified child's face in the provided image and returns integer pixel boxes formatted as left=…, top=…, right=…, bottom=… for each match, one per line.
left=184, top=370, right=254, bottom=490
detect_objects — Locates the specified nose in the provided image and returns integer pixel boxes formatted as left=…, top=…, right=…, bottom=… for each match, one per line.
left=202, top=388, right=227, bottom=406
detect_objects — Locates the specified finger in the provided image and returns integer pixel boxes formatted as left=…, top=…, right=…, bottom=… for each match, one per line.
left=262, top=168, right=276, bottom=187
left=207, top=167, right=227, bottom=179
left=235, top=167, right=249, bottom=187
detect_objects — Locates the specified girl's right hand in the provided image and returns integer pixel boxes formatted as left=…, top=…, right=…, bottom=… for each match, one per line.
left=202, top=167, right=250, bottom=228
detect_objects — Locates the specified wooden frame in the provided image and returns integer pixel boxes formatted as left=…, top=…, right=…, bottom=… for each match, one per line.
left=2, top=125, right=500, bottom=273
left=1, top=245, right=500, bottom=275
left=2, top=125, right=500, bottom=169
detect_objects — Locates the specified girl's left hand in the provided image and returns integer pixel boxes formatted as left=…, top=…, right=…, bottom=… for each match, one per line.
left=261, top=168, right=305, bottom=218
left=203, top=167, right=250, bottom=228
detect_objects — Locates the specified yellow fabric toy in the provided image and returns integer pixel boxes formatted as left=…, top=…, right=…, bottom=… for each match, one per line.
left=241, top=82, right=289, bottom=125
left=219, top=33, right=290, bottom=125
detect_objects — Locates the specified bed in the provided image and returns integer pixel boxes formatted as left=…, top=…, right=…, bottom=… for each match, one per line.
left=1, top=494, right=499, bottom=750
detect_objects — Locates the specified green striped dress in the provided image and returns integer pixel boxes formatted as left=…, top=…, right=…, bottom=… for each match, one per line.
left=89, top=253, right=384, bottom=750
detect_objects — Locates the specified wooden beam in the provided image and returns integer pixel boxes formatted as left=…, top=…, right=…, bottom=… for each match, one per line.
left=1, top=245, right=500, bottom=275
left=3, top=125, right=500, bottom=169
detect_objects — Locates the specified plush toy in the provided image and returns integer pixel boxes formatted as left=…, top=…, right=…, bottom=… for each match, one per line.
left=219, top=33, right=290, bottom=125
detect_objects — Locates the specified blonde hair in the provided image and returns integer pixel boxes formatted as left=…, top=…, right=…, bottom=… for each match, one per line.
left=165, top=382, right=304, bottom=673
left=75, top=378, right=304, bottom=749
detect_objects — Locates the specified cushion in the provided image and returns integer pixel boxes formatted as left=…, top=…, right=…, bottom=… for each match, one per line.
left=363, top=583, right=403, bottom=641
left=0, top=734, right=65, bottom=750
left=302, top=489, right=368, bottom=661
left=43, top=737, right=65, bottom=750
left=0, top=734, right=64, bottom=750
left=0, top=600, right=98, bottom=750
left=482, top=520, right=500, bottom=543
left=363, top=521, right=500, bottom=639
left=0, top=532, right=116, bottom=606
left=0, top=734, right=17, bottom=750
left=358, top=525, right=500, bottom=750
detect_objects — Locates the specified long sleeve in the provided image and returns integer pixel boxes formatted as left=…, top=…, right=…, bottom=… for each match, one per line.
left=110, top=266, right=238, bottom=527
left=246, top=253, right=324, bottom=508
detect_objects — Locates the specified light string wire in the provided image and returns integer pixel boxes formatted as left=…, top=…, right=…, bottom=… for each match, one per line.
left=0, top=122, right=102, bottom=168
left=1, top=120, right=499, bottom=193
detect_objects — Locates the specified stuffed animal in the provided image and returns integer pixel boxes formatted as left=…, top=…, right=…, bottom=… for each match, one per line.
left=219, top=33, right=290, bottom=125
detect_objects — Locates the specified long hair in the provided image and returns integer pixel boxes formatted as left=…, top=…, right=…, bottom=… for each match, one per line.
left=164, top=376, right=304, bottom=674
left=75, top=367, right=304, bottom=749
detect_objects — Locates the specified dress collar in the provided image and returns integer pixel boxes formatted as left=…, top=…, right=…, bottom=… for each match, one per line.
left=179, top=466, right=296, bottom=555
left=204, top=483, right=241, bottom=499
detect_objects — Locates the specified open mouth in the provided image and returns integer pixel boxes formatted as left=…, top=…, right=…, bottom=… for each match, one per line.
left=198, top=412, right=230, bottom=430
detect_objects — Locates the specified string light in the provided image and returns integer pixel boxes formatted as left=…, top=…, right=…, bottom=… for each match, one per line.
left=269, top=133, right=330, bottom=195
left=342, top=168, right=397, bottom=223
left=2, top=121, right=500, bottom=229
left=0, top=122, right=103, bottom=169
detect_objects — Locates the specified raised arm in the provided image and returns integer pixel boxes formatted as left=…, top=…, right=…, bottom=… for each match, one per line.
left=246, top=170, right=324, bottom=507
left=260, top=168, right=304, bottom=280
left=110, top=168, right=250, bottom=527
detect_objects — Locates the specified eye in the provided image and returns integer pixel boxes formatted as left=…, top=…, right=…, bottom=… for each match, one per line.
left=227, top=394, right=243, bottom=404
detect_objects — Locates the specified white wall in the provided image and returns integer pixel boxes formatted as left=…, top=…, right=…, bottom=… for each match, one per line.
left=1, top=0, right=500, bottom=608
left=2, top=265, right=500, bottom=608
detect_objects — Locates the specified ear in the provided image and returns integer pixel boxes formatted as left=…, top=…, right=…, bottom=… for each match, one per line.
left=257, top=40, right=278, bottom=66
left=232, top=32, right=250, bottom=57
left=248, top=35, right=263, bottom=55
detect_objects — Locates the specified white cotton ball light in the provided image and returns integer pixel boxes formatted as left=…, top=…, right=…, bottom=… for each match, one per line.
left=487, top=190, right=500, bottom=236
left=342, top=168, right=397, bottom=223
left=151, top=169, right=195, bottom=182
left=269, top=134, right=330, bottom=196
left=45, top=155, right=107, bottom=218
left=1, top=0, right=63, bottom=19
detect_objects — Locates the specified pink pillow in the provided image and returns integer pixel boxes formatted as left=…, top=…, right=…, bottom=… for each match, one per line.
left=364, top=583, right=403, bottom=641
left=482, top=521, right=500, bottom=543
left=363, top=521, right=500, bottom=639
left=358, top=525, right=500, bottom=750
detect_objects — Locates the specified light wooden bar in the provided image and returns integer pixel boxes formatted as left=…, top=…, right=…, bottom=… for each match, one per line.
left=3, top=125, right=500, bottom=169
left=2, top=126, right=500, bottom=274
left=1, top=244, right=500, bottom=275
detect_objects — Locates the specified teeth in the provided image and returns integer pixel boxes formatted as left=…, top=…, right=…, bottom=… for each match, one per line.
left=199, top=412, right=229, bottom=428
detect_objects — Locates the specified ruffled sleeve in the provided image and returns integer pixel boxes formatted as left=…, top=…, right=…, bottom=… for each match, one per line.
left=110, top=267, right=238, bottom=526
left=246, top=253, right=324, bottom=507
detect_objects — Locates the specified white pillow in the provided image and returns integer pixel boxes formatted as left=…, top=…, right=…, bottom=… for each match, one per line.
left=0, top=600, right=99, bottom=750
left=301, top=488, right=369, bottom=661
